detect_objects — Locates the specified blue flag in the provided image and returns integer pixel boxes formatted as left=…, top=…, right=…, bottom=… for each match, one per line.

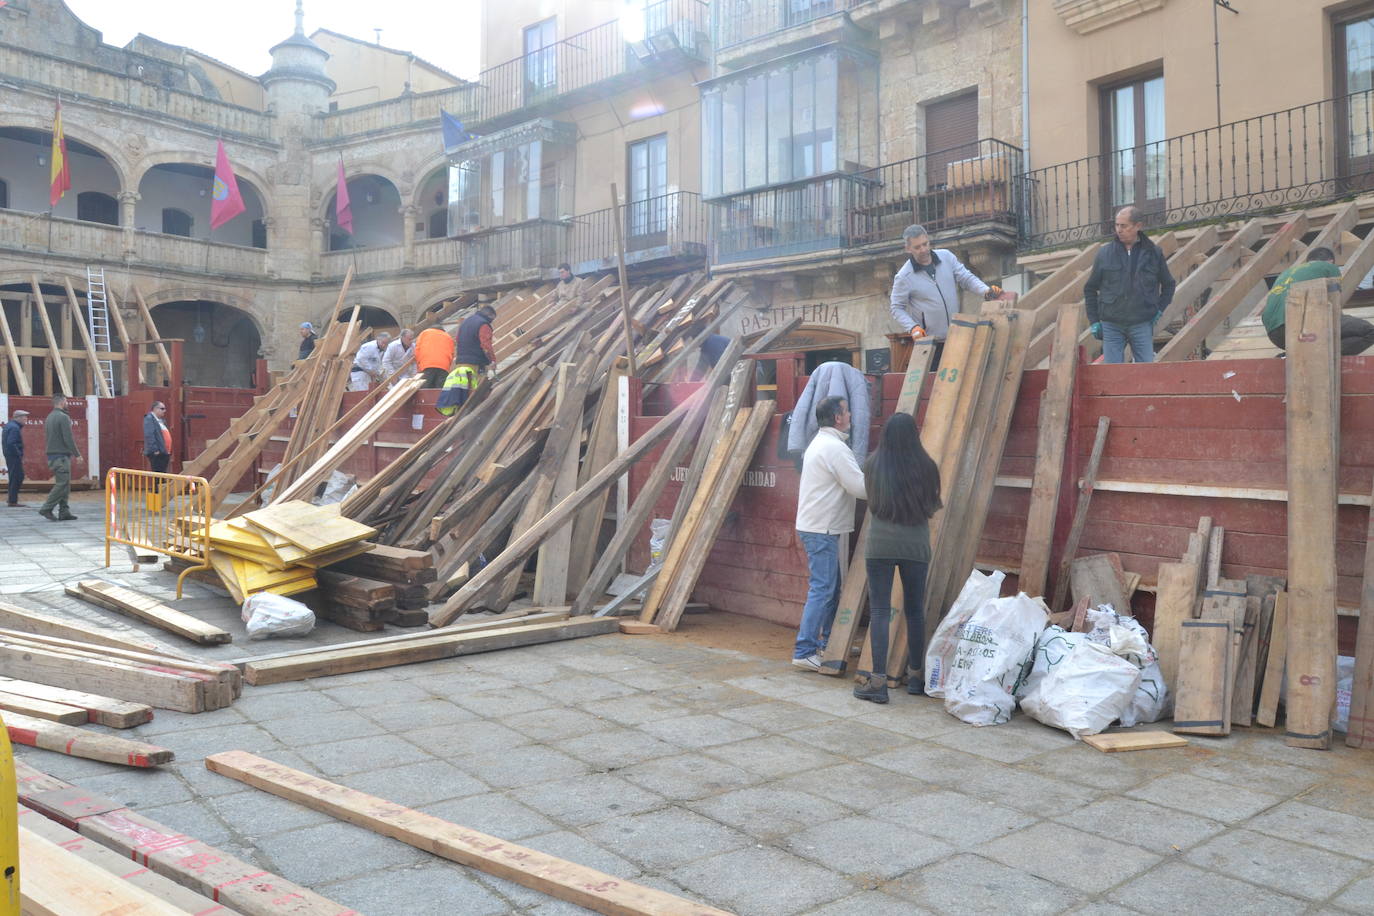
left=441, top=109, right=470, bottom=152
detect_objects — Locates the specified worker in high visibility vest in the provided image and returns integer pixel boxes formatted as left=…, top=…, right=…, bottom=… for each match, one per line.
left=435, top=364, right=480, bottom=416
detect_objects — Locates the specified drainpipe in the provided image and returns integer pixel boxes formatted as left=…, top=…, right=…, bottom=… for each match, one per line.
left=1020, top=0, right=1031, bottom=253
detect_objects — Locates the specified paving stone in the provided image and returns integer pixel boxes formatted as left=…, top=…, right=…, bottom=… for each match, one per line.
left=257, top=708, right=388, bottom=746
left=578, top=692, right=688, bottom=726
left=452, top=686, right=562, bottom=717
left=975, top=821, right=1161, bottom=894
left=1126, top=773, right=1282, bottom=824
left=639, top=713, right=762, bottom=749
left=1182, top=828, right=1368, bottom=901
left=932, top=721, right=1076, bottom=761
left=725, top=672, right=813, bottom=699
left=142, top=722, right=282, bottom=763
left=136, top=798, right=236, bottom=848
left=421, top=791, right=557, bottom=841
left=806, top=891, right=936, bottom=916
left=1055, top=796, right=1226, bottom=855
left=126, top=705, right=249, bottom=738
left=1015, top=744, right=1175, bottom=793
left=209, top=786, right=336, bottom=837
left=956, top=763, right=1101, bottom=818
left=855, top=701, right=978, bottom=740
left=556, top=726, right=680, bottom=771
left=889, top=853, right=1083, bottom=914
left=338, top=758, right=487, bottom=807
left=618, top=753, right=764, bottom=801
left=867, top=744, right=1002, bottom=786
left=508, top=772, right=664, bottom=827
left=869, top=789, right=1036, bottom=847
left=504, top=705, right=616, bottom=742
left=404, top=720, right=531, bottom=758
left=788, top=684, right=885, bottom=717
left=687, top=785, right=849, bottom=840
left=704, top=734, right=843, bottom=778
left=522, top=829, right=643, bottom=878
left=250, top=821, right=428, bottom=886
left=531, top=673, right=641, bottom=702
left=716, top=699, right=833, bottom=734
left=235, top=687, right=346, bottom=721
left=774, top=762, right=932, bottom=814
left=1189, top=754, right=1326, bottom=798
left=1332, top=870, right=1374, bottom=913
left=786, top=718, right=920, bottom=759
left=1245, top=800, right=1374, bottom=861
left=356, top=697, right=478, bottom=731
left=457, top=744, right=591, bottom=789
left=320, top=862, right=511, bottom=916
left=669, top=845, right=852, bottom=916
left=787, top=814, right=955, bottom=879
left=654, top=682, right=769, bottom=712
left=602, top=665, right=699, bottom=691
left=556, top=650, right=648, bottom=674
left=64, top=769, right=193, bottom=810
left=294, top=734, right=433, bottom=777
left=1288, top=776, right=1374, bottom=820
left=1107, top=860, right=1308, bottom=915
left=412, top=668, right=518, bottom=694
left=582, top=808, right=754, bottom=871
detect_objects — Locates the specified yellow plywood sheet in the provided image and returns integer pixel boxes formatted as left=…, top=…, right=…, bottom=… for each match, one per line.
left=245, top=501, right=376, bottom=554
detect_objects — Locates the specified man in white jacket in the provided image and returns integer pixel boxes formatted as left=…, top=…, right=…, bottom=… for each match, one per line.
left=889, top=224, right=999, bottom=348
left=792, top=396, right=866, bottom=670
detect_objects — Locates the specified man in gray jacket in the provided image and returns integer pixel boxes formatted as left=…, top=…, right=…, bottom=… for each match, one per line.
left=39, top=393, right=80, bottom=521
left=889, top=224, right=1000, bottom=352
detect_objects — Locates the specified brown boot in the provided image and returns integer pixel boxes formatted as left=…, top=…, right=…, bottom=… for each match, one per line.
left=853, top=673, right=889, bottom=704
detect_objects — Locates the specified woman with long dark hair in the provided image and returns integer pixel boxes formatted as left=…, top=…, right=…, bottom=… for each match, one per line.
left=854, top=412, right=942, bottom=704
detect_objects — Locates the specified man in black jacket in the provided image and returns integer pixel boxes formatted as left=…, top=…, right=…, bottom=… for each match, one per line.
left=3, top=408, right=28, bottom=507
left=1084, top=206, right=1176, bottom=364
left=143, top=401, right=171, bottom=474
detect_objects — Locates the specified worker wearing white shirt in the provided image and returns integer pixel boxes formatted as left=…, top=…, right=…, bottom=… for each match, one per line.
left=348, top=331, right=391, bottom=391
left=381, top=328, right=415, bottom=385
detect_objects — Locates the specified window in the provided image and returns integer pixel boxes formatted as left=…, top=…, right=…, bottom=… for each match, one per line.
left=428, top=209, right=447, bottom=239
left=1101, top=73, right=1164, bottom=218
left=76, top=191, right=118, bottom=226
left=524, top=19, right=557, bottom=101
left=251, top=218, right=267, bottom=249
left=628, top=134, right=668, bottom=240
left=1337, top=9, right=1374, bottom=183
left=162, top=208, right=193, bottom=237
left=0, top=179, right=7, bottom=209
left=924, top=92, right=979, bottom=189
left=702, top=48, right=870, bottom=198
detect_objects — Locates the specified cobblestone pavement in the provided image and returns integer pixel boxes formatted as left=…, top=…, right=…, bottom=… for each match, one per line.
left=2, top=493, right=1373, bottom=915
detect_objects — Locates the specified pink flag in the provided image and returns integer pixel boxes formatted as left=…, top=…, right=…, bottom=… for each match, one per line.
left=209, top=140, right=245, bottom=229
left=335, top=160, right=353, bottom=235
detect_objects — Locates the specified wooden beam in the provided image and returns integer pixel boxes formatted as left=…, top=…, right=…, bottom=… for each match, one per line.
left=5, top=711, right=173, bottom=767
left=67, top=581, right=231, bottom=646
left=0, top=599, right=179, bottom=656
left=533, top=364, right=582, bottom=606
left=1284, top=278, right=1340, bottom=749
left=1049, top=416, right=1110, bottom=612
left=1256, top=590, right=1289, bottom=727
left=28, top=276, right=73, bottom=397
left=1018, top=305, right=1081, bottom=597
left=1340, top=223, right=1374, bottom=302
left=131, top=284, right=174, bottom=383
left=0, top=691, right=86, bottom=725
left=1156, top=218, right=1264, bottom=331
left=0, top=677, right=151, bottom=728
left=0, top=294, right=32, bottom=395
left=1173, top=618, right=1233, bottom=735
left=205, top=751, right=733, bottom=916
left=19, top=826, right=194, bottom=916
left=609, top=182, right=639, bottom=376
left=1349, top=481, right=1374, bottom=748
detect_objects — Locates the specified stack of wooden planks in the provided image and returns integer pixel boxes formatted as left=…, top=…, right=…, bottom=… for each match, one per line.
left=325, top=542, right=438, bottom=627
left=199, top=499, right=376, bottom=602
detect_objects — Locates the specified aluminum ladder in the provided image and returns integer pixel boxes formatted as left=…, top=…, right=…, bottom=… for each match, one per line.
left=85, top=266, right=116, bottom=395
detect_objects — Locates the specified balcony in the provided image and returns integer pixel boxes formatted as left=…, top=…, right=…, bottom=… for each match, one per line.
left=460, top=221, right=568, bottom=288
left=132, top=232, right=268, bottom=277
left=713, top=0, right=872, bottom=68
left=316, top=85, right=478, bottom=142
left=1021, top=90, right=1374, bottom=249
left=0, top=43, right=275, bottom=141
left=471, top=0, right=708, bottom=132
left=413, top=237, right=463, bottom=271
left=319, top=245, right=405, bottom=279
left=566, top=192, right=707, bottom=274
left=711, top=139, right=1022, bottom=264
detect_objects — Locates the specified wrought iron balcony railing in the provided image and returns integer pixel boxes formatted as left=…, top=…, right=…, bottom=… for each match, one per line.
left=566, top=191, right=707, bottom=270
left=473, top=0, right=708, bottom=129
left=460, top=221, right=569, bottom=282
left=1021, top=90, right=1374, bottom=249
left=714, top=0, right=868, bottom=52
left=711, top=139, right=1022, bottom=263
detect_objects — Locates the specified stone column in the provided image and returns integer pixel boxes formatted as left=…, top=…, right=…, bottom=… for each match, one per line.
left=310, top=217, right=326, bottom=282
left=402, top=204, right=419, bottom=267
left=117, top=191, right=140, bottom=258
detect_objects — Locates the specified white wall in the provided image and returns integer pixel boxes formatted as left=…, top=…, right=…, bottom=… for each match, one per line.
left=134, top=165, right=264, bottom=247
left=0, top=134, right=120, bottom=216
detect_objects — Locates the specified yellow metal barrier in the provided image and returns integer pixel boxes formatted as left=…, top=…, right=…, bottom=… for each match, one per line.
left=104, top=468, right=211, bottom=598
left=0, top=715, right=16, bottom=915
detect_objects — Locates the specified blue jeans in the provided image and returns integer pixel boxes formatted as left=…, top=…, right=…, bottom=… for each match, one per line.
left=794, top=531, right=841, bottom=659
left=1101, top=320, right=1154, bottom=364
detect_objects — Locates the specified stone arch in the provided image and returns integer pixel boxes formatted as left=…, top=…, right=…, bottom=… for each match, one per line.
left=148, top=299, right=263, bottom=388
left=132, top=149, right=276, bottom=215
left=0, top=116, right=132, bottom=193
left=320, top=172, right=404, bottom=251
left=413, top=161, right=452, bottom=240
left=133, top=155, right=269, bottom=247
left=314, top=160, right=411, bottom=222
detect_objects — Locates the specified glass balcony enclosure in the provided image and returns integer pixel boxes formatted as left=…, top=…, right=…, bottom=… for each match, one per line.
left=447, top=120, right=576, bottom=237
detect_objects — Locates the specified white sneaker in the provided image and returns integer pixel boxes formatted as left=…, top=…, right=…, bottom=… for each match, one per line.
left=791, top=654, right=823, bottom=671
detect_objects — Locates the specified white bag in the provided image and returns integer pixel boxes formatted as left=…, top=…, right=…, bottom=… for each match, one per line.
left=315, top=470, right=357, bottom=506
left=1083, top=606, right=1171, bottom=726
left=1019, top=626, right=1142, bottom=739
left=925, top=569, right=1005, bottom=699
left=241, top=593, right=316, bottom=640
left=1334, top=655, right=1356, bottom=733
left=931, top=587, right=1046, bottom=727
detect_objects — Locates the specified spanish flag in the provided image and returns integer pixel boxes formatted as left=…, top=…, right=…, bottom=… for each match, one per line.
left=49, top=100, right=70, bottom=209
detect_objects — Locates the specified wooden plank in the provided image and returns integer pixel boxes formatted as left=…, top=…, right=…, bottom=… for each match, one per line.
left=28, top=276, right=73, bottom=397
left=19, top=826, right=195, bottom=916
left=1069, top=554, right=1130, bottom=612
left=0, top=600, right=180, bottom=656
left=533, top=364, right=582, bottom=606
left=566, top=359, right=629, bottom=592
left=1050, top=416, right=1111, bottom=612
left=14, top=760, right=357, bottom=916
left=5, top=711, right=173, bottom=767
left=0, top=677, right=151, bottom=728
left=244, top=617, right=618, bottom=686
left=244, top=501, right=376, bottom=554
left=1231, top=594, right=1262, bottom=727
left=1284, top=278, right=1339, bottom=750
left=1158, top=214, right=1307, bottom=361
left=1157, top=218, right=1263, bottom=331
left=1206, top=525, right=1225, bottom=589
left=205, top=750, right=734, bottom=916
left=1349, top=485, right=1374, bottom=748
left=0, top=293, right=32, bottom=395
left=0, top=640, right=204, bottom=713
left=68, top=581, right=231, bottom=645
left=1341, top=218, right=1374, bottom=302
left=131, top=285, right=174, bottom=383
left=1019, top=305, right=1081, bottom=597
left=61, top=277, right=112, bottom=398
left=1173, top=618, right=1233, bottom=736
left=1083, top=731, right=1189, bottom=753
left=0, top=691, right=86, bottom=725
left=1255, top=590, right=1289, bottom=727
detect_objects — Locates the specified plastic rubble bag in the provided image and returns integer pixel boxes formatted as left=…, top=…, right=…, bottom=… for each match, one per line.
left=314, top=470, right=357, bottom=506
left=1334, top=655, right=1356, bottom=733
left=241, top=592, right=316, bottom=640
left=925, top=569, right=1005, bottom=700
left=259, top=463, right=283, bottom=503
left=1083, top=606, right=1171, bottom=726
left=929, top=585, right=1046, bottom=727
left=648, top=519, right=672, bottom=569
left=1019, top=626, right=1142, bottom=739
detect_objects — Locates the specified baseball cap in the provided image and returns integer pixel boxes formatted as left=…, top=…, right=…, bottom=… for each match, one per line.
left=300, top=321, right=314, bottom=330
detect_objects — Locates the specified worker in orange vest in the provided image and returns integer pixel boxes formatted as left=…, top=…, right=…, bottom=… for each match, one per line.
left=414, top=326, right=456, bottom=388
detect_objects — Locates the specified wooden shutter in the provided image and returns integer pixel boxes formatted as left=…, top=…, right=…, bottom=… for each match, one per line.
left=924, top=93, right=979, bottom=188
